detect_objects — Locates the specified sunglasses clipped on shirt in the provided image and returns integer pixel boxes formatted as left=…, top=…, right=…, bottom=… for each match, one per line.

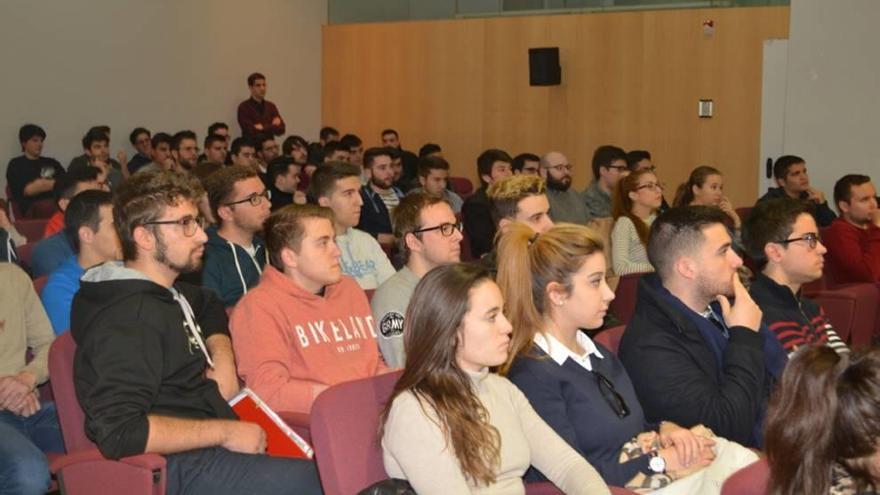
left=591, top=369, right=630, bottom=418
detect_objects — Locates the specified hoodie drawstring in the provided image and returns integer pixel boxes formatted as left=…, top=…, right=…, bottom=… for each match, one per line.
left=228, top=241, right=263, bottom=295
left=169, top=287, right=214, bottom=368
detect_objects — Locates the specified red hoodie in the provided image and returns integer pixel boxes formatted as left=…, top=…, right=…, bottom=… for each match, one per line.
left=230, top=265, right=388, bottom=415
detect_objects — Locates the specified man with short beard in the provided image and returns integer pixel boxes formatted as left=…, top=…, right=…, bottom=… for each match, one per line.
left=824, top=174, right=880, bottom=283
left=171, top=130, right=199, bottom=172
left=619, top=206, right=787, bottom=448
left=540, top=151, right=590, bottom=224
left=71, top=170, right=321, bottom=494
left=358, top=147, right=403, bottom=245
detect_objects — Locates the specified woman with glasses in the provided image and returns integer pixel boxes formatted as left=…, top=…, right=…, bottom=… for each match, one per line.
left=611, top=169, right=663, bottom=275
left=497, top=223, right=757, bottom=493
left=672, top=166, right=741, bottom=232
left=380, top=263, right=610, bottom=495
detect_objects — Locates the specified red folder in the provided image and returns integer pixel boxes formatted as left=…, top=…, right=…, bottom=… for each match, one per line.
left=229, top=388, right=314, bottom=459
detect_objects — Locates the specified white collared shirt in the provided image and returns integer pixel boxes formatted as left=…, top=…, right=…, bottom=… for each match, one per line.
left=533, top=331, right=604, bottom=372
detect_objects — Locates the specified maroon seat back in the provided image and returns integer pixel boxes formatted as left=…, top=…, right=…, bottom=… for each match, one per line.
left=608, top=272, right=645, bottom=324
left=33, top=275, right=49, bottom=296
left=594, top=325, right=626, bottom=355
left=448, top=176, right=474, bottom=199
left=813, top=283, right=880, bottom=348
left=13, top=218, right=49, bottom=243
left=49, top=332, right=94, bottom=452
left=310, top=371, right=402, bottom=495
left=721, top=458, right=769, bottom=495
left=16, top=242, right=36, bottom=272
left=735, top=206, right=753, bottom=224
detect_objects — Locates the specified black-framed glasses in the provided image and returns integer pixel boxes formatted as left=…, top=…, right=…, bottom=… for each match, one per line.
left=607, top=165, right=629, bottom=172
left=142, top=215, right=206, bottom=237
left=591, top=369, right=630, bottom=418
left=636, top=182, right=664, bottom=192
left=546, top=163, right=574, bottom=173
left=777, top=232, right=820, bottom=249
left=223, top=190, right=270, bottom=207
left=411, top=222, right=462, bottom=237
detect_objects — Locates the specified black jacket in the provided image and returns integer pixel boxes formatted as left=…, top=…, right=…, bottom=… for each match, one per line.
left=71, top=262, right=235, bottom=459
left=462, top=187, right=496, bottom=259
left=618, top=274, right=771, bottom=447
left=756, top=187, right=837, bottom=227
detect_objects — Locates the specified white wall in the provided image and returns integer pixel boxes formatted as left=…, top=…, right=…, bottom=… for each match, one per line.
left=0, top=0, right=326, bottom=197
left=783, top=0, right=880, bottom=201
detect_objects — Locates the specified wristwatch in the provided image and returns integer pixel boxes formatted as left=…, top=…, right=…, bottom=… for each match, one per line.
left=649, top=451, right=666, bottom=474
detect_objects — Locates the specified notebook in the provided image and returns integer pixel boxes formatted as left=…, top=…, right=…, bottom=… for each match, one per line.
left=229, top=388, right=314, bottom=459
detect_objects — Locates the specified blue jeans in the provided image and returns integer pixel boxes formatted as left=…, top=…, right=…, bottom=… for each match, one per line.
left=0, top=401, right=64, bottom=495
left=165, top=447, right=323, bottom=495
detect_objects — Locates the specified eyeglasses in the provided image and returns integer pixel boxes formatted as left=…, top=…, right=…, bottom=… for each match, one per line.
left=591, top=369, right=630, bottom=418
left=223, top=190, right=270, bottom=207
left=639, top=165, right=657, bottom=173
left=777, top=232, right=821, bottom=250
left=636, top=182, right=664, bottom=192
left=521, top=166, right=540, bottom=174
left=411, top=222, right=463, bottom=237
left=607, top=165, right=629, bottom=172
left=546, top=164, right=574, bottom=173
left=142, top=215, right=206, bottom=237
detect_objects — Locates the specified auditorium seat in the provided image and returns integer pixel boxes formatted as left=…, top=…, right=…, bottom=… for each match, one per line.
left=594, top=325, right=626, bottom=355
left=49, top=332, right=167, bottom=494
left=735, top=206, right=753, bottom=224
left=448, top=176, right=474, bottom=199
left=608, top=272, right=646, bottom=325
left=812, top=283, right=879, bottom=347
left=720, top=458, right=769, bottom=495
left=16, top=242, right=35, bottom=269
left=13, top=218, right=48, bottom=243
left=33, top=275, right=49, bottom=296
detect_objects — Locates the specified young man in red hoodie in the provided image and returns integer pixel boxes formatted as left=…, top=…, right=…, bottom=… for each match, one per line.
left=824, top=174, right=880, bottom=284
left=230, top=204, right=389, bottom=415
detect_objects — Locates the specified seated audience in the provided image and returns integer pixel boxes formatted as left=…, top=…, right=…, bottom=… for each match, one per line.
left=237, top=72, right=285, bottom=138
left=72, top=170, right=320, bottom=493
left=255, top=134, right=280, bottom=184
left=584, top=145, right=628, bottom=220
left=358, top=147, right=403, bottom=244
left=611, top=169, right=662, bottom=275
left=512, top=152, right=540, bottom=175
left=127, top=127, right=153, bottom=174
left=380, top=263, right=610, bottom=495
left=0, top=208, right=25, bottom=264
left=231, top=204, right=389, bottom=415
left=418, top=143, right=442, bottom=158
left=482, top=174, right=555, bottom=271
left=208, top=122, right=230, bottom=146
left=268, top=156, right=305, bottom=211
left=757, top=155, right=836, bottom=227
left=541, top=151, right=590, bottom=224
left=626, top=150, right=670, bottom=212
left=319, top=126, right=340, bottom=147
left=6, top=124, right=64, bottom=217
left=282, top=135, right=309, bottom=168
left=462, top=149, right=514, bottom=259
left=673, top=166, right=741, bottom=231
left=340, top=133, right=364, bottom=166
left=372, top=193, right=462, bottom=368
left=381, top=129, right=419, bottom=190
left=171, top=130, right=199, bottom=172
left=43, top=166, right=107, bottom=238
left=407, top=155, right=463, bottom=213
left=744, top=198, right=848, bottom=355
left=229, top=136, right=257, bottom=170
left=499, top=223, right=756, bottom=490
left=766, top=346, right=880, bottom=495
left=41, top=190, right=120, bottom=334
left=135, top=132, right=174, bottom=174
left=309, top=161, right=394, bottom=289
left=0, top=262, right=63, bottom=495
left=824, top=174, right=880, bottom=283
left=322, top=140, right=350, bottom=163
left=68, top=127, right=123, bottom=189
left=619, top=206, right=787, bottom=448
left=202, top=133, right=228, bottom=165
left=202, top=166, right=270, bottom=308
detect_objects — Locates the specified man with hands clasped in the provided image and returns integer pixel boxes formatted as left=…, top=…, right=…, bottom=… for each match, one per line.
left=620, top=206, right=787, bottom=449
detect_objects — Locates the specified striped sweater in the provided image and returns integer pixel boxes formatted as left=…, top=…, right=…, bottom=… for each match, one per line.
left=749, top=272, right=848, bottom=356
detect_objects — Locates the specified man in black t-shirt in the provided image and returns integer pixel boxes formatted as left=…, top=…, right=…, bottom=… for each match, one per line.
left=5, top=124, right=64, bottom=217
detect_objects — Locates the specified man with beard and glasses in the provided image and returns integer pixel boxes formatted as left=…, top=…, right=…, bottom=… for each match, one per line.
left=540, top=151, right=590, bottom=224
left=618, top=206, right=787, bottom=448
left=171, top=130, right=199, bottom=172
left=358, top=147, right=403, bottom=245
left=70, top=170, right=321, bottom=495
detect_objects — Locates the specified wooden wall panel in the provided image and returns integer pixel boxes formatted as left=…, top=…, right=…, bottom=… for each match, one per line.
left=322, top=7, right=789, bottom=206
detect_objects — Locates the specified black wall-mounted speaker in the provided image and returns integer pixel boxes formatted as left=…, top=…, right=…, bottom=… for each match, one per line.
left=528, top=47, right=561, bottom=86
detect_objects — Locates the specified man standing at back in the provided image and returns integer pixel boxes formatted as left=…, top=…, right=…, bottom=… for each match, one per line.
left=202, top=167, right=271, bottom=308
left=371, top=193, right=462, bottom=368
left=231, top=204, right=389, bottom=415
left=824, top=174, right=880, bottom=283
left=619, top=206, right=786, bottom=448
left=71, top=170, right=320, bottom=494
left=237, top=72, right=285, bottom=138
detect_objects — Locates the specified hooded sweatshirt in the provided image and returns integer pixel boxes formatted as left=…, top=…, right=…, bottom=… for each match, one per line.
left=71, top=262, right=235, bottom=460
left=201, top=226, right=267, bottom=307
left=230, top=265, right=389, bottom=415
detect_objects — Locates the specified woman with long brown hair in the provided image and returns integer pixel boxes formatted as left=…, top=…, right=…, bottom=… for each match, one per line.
left=766, top=346, right=880, bottom=495
left=672, top=166, right=741, bottom=230
left=380, top=263, right=610, bottom=494
left=610, top=169, right=663, bottom=275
